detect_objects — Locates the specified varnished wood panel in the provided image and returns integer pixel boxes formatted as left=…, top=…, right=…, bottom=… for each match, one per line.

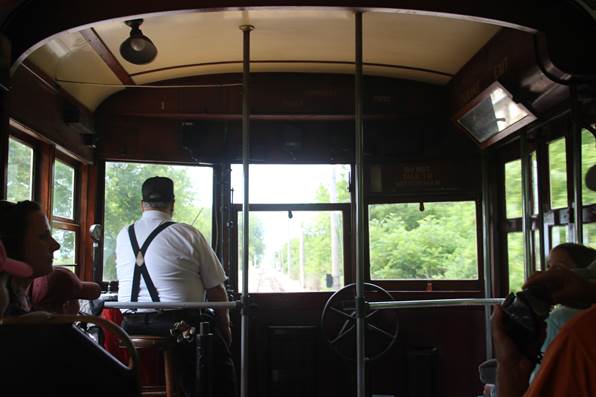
left=9, top=65, right=94, bottom=162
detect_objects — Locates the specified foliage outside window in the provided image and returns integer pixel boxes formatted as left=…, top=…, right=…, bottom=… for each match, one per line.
left=584, top=223, right=596, bottom=249
left=369, top=201, right=478, bottom=280
left=507, top=232, right=524, bottom=292
left=103, top=162, right=213, bottom=281
left=238, top=210, right=344, bottom=293
left=52, top=160, right=75, bottom=219
left=52, top=229, right=76, bottom=267
left=582, top=129, right=596, bottom=205
left=505, top=160, right=522, bottom=219
left=549, top=138, right=567, bottom=210
left=235, top=164, right=349, bottom=293
left=531, top=152, right=538, bottom=215
left=551, top=225, right=568, bottom=248
left=7, top=137, right=34, bottom=202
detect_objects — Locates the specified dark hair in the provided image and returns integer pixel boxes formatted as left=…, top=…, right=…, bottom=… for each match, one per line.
left=0, top=200, right=42, bottom=261
left=552, top=243, right=596, bottom=269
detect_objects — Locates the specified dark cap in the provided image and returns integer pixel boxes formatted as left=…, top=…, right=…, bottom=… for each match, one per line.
left=142, top=177, right=175, bottom=202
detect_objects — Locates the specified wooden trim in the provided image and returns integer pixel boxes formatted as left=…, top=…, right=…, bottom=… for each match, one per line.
left=78, top=164, right=91, bottom=280
left=79, top=28, right=135, bottom=86
left=37, top=142, right=55, bottom=216
left=9, top=118, right=92, bottom=165
left=94, top=161, right=106, bottom=282
left=20, top=61, right=93, bottom=115
left=51, top=220, right=79, bottom=231
left=230, top=203, right=350, bottom=212
left=130, top=59, right=454, bottom=78
left=116, top=112, right=401, bottom=121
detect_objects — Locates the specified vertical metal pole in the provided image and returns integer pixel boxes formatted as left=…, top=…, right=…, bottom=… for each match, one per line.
left=521, top=132, right=533, bottom=280
left=239, top=24, right=254, bottom=397
left=354, top=11, right=367, bottom=397
left=536, top=136, right=547, bottom=271
left=570, top=84, right=583, bottom=244
left=481, top=153, right=493, bottom=359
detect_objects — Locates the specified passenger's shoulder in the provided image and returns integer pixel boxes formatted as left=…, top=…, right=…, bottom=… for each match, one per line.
left=171, top=222, right=205, bottom=238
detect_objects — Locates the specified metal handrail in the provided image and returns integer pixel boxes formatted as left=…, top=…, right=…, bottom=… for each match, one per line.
left=104, top=301, right=241, bottom=310
left=368, top=298, right=505, bottom=310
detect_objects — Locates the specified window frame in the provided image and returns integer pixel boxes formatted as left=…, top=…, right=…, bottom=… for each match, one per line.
left=6, top=131, right=38, bottom=202
left=498, top=115, right=596, bottom=295
left=364, top=193, right=484, bottom=292
left=229, top=202, right=352, bottom=294
left=51, top=152, right=82, bottom=272
left=98, top=160, right=217, bottom=285
left=5, top=120, right=89, bottom=278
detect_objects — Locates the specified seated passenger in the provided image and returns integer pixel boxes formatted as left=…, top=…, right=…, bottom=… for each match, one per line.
left=493, top=264, right=596, bottom=397
left=529, top=243, right=596, bottom=381
left=115, top=176, right=235, bottom=397
left=0, top=240, right=33, bottom=316
left=31, top=266, right=101, bottom=314
left=478, top=243, right=596, bottom=396
left=0, top=200, right=60, bottom=315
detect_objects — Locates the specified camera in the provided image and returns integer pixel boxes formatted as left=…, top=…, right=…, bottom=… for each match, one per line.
left=502, top=284, right=553, bottom=364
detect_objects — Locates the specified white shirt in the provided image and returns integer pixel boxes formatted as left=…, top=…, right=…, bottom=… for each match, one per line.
left=115, top=210, right=226, bottom=305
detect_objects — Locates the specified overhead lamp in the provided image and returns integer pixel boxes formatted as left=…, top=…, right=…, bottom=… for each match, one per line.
left=119, top=19, right=157, bottom=65
left=452, top=82, right=536, bottom=149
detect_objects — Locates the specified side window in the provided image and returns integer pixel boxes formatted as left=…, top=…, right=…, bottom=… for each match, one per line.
left=368, top=201, right=478, bottom=281
left=582, top=129, right=596, bottom=206
left=505, top=160, right=522, bottom=218
left=6, top=137, right=34, bottom=202
left=51, top=159, right=78, bottom=271
left=504, top=159, right=524, bottom=291
left=503, top=152, right=538, bottom=291
left=103, top=162, right=214, bottom=281
left=582, top=129, right=596, bottom=248
left=507, top=232, right=524, bottom=292
left=549, top=137, right=567, bottom=210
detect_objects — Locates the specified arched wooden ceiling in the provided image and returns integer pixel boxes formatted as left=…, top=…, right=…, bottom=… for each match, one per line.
left=24, top=9, right=501, bottom=110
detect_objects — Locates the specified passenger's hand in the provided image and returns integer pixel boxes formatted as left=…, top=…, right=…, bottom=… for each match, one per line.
left=524, top=265, right=596, bottom=308
left=491, top=305, right=532, bottom=397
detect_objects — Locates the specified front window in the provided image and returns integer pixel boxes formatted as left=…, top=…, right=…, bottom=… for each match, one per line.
left=368, top=201, right=478, bottom=280
left=103, top=162, right=214, bottom=281
left=238, top=209, right=345, bottom=292
left=232, top=164, right=350, bottom=293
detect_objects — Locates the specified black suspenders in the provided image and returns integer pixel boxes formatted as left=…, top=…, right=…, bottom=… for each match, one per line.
left=128, top=221, right=175, bottom=302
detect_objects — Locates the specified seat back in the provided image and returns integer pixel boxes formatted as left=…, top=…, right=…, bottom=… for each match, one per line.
left=0, top=314, right=140, bottom=397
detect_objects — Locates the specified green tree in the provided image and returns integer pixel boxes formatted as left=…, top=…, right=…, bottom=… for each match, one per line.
left=238, top=215, right=265, bottom=268
left=53, top=160, right=75, bottom=218
left=368, top=202, right=478, bottom=280
left=6, top=138, right=34, bottom=202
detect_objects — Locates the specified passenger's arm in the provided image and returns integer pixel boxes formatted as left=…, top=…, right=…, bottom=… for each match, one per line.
left=206, top=283, right=231, bottom=345
left=524, top=265, right=596, bottom=307
left=492, top=305, right=533, bottom=397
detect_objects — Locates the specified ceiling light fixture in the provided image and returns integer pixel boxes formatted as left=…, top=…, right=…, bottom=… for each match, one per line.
left=119, top=19, right=157, bottom=65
